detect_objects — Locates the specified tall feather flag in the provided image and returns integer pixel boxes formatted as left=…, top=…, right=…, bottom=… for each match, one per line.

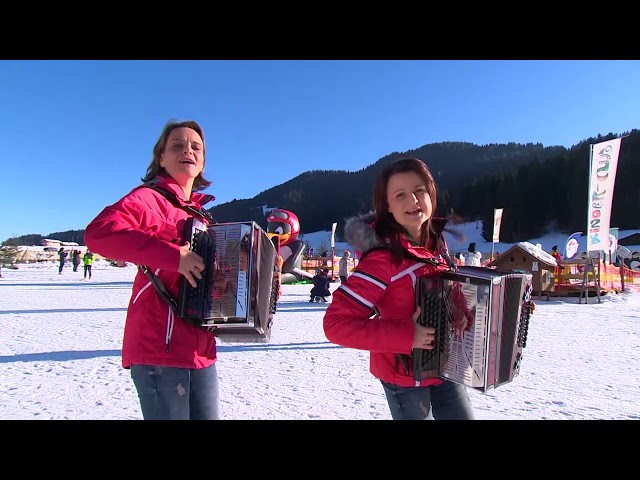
left=587, top=137, right=623, bottom=252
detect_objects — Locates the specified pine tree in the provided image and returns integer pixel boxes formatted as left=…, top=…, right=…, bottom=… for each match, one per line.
left=318, top=238, right=329, bottom=257
left=303, top=240, right=313, bottom=257
left=0, top=238, right=20, bottom=267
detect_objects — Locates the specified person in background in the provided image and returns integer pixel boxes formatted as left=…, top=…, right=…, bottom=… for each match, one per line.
left=310, top=268, right=332, bottom=303
left=72, top=250, right=82, bottom=272
left=550, top=245, right=562, bottom=279
left=82, top=250, right=95, bottom=280
left=58, top=248, right=68, bottom=274
left=338, top=250, right=351, bottom=284
left=323, top=157, right=537, bottom=420
left=463, top=242, right=482, bottom=267
left=84, top=120, right=220, bottom=420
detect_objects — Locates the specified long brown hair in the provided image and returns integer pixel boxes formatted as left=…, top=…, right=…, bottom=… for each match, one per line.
left=141, top=120, right=212, bottom=192
left=373, top=157, right=438, bottom=254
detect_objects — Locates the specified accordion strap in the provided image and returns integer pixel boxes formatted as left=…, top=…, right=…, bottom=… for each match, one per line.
left=139, top=265, right=178, bottom=311
left=360, top=244, right=455, bottom=271
left=137, top=183, right=216, bottom=224
left=138, top=264, right=212, bottom=331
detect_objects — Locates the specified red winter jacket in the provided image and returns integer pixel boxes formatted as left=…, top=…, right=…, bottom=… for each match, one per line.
left=84, top=175, right=217, bottom=369
left=323, top=213, right=469, bottom=388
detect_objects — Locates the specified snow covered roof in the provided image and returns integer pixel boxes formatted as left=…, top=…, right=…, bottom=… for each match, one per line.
left=489, top=241, right=557, bottom=268
left=516, top=241, right=558, bottom=266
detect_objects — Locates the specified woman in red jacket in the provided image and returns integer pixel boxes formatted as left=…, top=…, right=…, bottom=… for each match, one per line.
left=85, top=120, right=219, bottom=420
left=323, top=157, right=476, bottom=420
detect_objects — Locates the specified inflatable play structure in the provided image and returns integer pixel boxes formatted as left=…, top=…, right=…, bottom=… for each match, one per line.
left=265, top=209, right=312, bottom=284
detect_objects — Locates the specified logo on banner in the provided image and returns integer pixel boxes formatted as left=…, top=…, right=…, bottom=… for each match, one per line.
left=587, top=138, right=622, bottom=251
left=564, top=231, right=582, bottom=259
left=607, top=227, right=619, bottom=264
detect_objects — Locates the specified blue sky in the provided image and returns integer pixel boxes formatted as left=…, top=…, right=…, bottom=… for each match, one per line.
left=1, top=60, right=639, bottom=242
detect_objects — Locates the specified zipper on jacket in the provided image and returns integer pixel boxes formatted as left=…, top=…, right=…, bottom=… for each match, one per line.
left=165, top=308, right=175, bottom=353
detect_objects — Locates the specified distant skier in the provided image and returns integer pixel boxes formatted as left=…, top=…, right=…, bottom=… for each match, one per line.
left=82, top=250, right=95, bottom=280
left=58, top=248, right=68, bottom=274
left=72, top=250, right=82, bottom=272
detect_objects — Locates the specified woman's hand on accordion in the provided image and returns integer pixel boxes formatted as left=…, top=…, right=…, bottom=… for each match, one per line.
left=411, top=306, right=436, bottom=350
left=178, top=241, right=205, bottom=288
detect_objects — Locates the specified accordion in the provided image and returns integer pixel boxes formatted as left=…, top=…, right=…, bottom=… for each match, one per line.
left=413, top=266, right=533, bottom=392
left=177, top=219, right=279, bottom=342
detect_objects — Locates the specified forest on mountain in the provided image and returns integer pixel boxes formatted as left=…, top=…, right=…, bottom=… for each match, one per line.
left=203, top=129, right=640, bottom=243
left=6, top=129, right=639, bottom=246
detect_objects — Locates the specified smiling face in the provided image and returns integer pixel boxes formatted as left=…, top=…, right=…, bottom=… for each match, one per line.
left=386, top=170, right=433, bottom=242
left=373, top=158, right=438, bottom=246
left=143, top=120, right=212, bottom=194
left=159, top=127, right=204, bottom=192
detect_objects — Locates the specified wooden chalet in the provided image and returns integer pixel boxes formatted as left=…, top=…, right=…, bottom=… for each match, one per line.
left=487, top=242, right=557, bottom=296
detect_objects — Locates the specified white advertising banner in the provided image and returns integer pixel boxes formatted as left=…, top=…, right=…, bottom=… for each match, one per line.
left=492, top=208, right=503, bottom=243
left=331, top=222, right=337, bottom=248
left=587, top=138, right=622, bottom=252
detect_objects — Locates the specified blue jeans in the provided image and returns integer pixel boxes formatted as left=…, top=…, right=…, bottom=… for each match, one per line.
left=130, top=364, right=220, bottom=420
left=380, top=379, right=475, bottom=420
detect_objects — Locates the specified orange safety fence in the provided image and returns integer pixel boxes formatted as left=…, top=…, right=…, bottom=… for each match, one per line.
left=555, top=260, right=640, bottom=293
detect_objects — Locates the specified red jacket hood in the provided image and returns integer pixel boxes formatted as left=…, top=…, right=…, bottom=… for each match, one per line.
left=343, top=211, right=449, bottom=255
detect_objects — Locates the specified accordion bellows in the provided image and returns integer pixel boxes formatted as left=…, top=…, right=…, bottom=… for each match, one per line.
left=177, top=220, right=279, bottom=342
left=413, top=266, right=533, bottom=392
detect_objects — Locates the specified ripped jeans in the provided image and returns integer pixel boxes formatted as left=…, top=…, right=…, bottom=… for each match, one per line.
left=130, top=364, right=220, bottom=420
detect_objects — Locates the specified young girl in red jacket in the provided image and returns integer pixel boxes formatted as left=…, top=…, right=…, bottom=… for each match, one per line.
left=323, top=157, right=478, bottom=420
left=85, top=120, right=219, bottom=420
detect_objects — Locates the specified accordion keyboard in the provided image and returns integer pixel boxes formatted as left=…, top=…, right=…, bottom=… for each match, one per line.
left=193, top=227, right=215, bottom=311
left=177, top=221, right=216, bottom=322
left=413, top=277, right=449, bottom=379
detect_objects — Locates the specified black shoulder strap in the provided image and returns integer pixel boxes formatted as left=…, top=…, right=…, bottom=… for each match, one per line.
left=137, top=183, right=216, bottom=224
left=138, top=265, right=178, bottom=311
left=359, top=240, right=455, bottom=270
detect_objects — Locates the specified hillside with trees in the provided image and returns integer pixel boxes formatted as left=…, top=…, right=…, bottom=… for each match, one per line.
left=4, top=129, right=638, bottom=247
